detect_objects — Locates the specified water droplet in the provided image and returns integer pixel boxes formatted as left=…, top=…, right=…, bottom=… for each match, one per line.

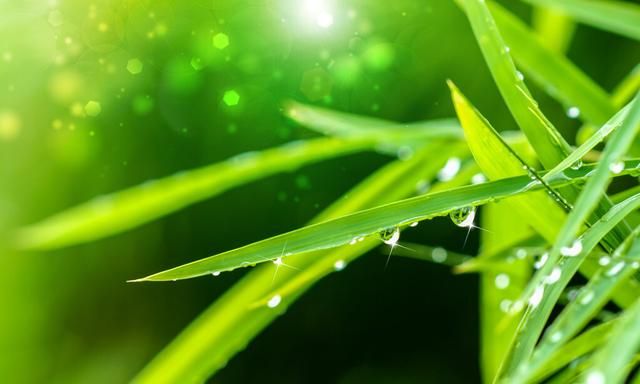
left=566, top=106, right=580, bottom=119
left=516, top=70, right=524, bottom=81
left=549, top=331, right=563, bottom=343
left=585, top=370, right=605, bottom=384
left=599, top=256, right=611, bottom=266
left=449, top=206, right=476, bottom=228
left=609, top=161, right=624, bottom=174
left=516, top=248, right=527, bottom=259
left=437, top=157, right=461, bottom=181
left=379, top=227, right=400, bottom=245
left=510, top=300, right=525, bottom=313
left=534, top=252, right=549, bottom=269
left=606, top=261, right=625, bottom=277
left=273, top=257, right=283, bottom=266
left=632, top=261, right=640, bottom=269
left=432, top=247, right=447, bottom=263
left=494, top=273, right=510, bottom=289
left=212, top=271, right=221, bottom=276
left=560, top=239, right=583, bottom=257
left=471, top=173, right=487, bottom=184
left=499, top=299, right=512, bottom=313
left=570, top=160, right=583, bottom=170
left=409, top=222, right=419, bottom=227
left=580, top=290, right=594, bottom=305
left=529, top=285, right=544, bottom=308
left=267, top=294, right=282, bottom=308
left=333, top=260, right=346, bottom=271
left=545, top=267, right=562, bottom=285
left=349, top=237, right=358, bottom=245
left=126, top=58, right=143, bottom=74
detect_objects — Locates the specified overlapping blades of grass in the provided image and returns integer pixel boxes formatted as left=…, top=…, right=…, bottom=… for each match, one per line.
left=521, top=225, right=640, bottom=382
left=18, top=122, right=460, bottom=250
left=131, top=160, right=640, bottom=282
left=133, top=142, right=461, bottom=383
left=588, top=269, right=640, bottom=384
left=519, top=0, right=640, bottom=41
left=490, top=2, right=616, bottom=126
left=503, top=92, right=640, bottom=379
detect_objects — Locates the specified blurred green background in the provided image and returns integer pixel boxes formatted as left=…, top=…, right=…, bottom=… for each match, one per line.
left=1, top=0, right=639, bottom=382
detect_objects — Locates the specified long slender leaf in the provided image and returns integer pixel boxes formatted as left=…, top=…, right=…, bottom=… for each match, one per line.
left=133, top=142, right=459, bottom=383
left=17, top=132, right=458, bottom=250
left=285, top=100, right=462, bottom=138
left=131, top=160, right=640, bottom=282
left=491, top=2, right=615, bottom=126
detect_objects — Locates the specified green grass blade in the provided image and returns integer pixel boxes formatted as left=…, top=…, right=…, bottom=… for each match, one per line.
left=17, top=133, right=456, bottom=250
left=588, top=286, right=640, bottom=383
left=490, top=1, right=616, bottom=126
left=504, top=92, right=640, bottom=378
left=131, top=161, right=639, bottom=282
left=531, top=320, right=616, bottom=382
left=388, top=242, right=471, bottom=267
left=459, top=0, right=572, bottom=169
left=531, top=7, right=575, bottom=54
left=285, top=100, right=462, bottom=139
left=133, top=142, right=458, bottom=383
left=522, top=224, right=640, bottom=382
left=520, top=0, right=640, bottom=41
left=479, top=201, right=532, bottom=383
left=542, top=103, right=631, bottom=182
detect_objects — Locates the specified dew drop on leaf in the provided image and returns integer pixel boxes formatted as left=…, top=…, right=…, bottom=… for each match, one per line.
left=379, top=226, right=400, bottom=245
left=449, top=206, right=476, bottom=228
left=560, top=239, right=582, bottom=257
left=267, top=294, right=282, bottom=308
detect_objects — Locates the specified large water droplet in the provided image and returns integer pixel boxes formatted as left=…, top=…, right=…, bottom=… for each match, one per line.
left=570, top=159, right=583, bottom=170
left=379, top=227, right=400, bottom=245
left=449, top=206, right=476, bottom=228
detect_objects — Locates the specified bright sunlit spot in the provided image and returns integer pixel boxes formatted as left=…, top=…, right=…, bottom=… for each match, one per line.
left=301, top=0, right=335, bottom=29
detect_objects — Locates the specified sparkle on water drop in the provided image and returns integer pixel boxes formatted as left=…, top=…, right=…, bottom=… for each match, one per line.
left=560, top=239, right=582, bottom=257
left=449, top=206, right=476, bottom=228
left=333, top=259, right=346, bottom=271
left=598, top=256, right=611, bottom=266
left=549, top=331, right=562, bottom=343
left=212, top=271, right=221, bottom=276
left=267, top=294, right=282, bottom=308
left=534, top=252, right=549, bottom=269
left=516, top=70, right=524, bottom=81
left=516, top=248, right=527, bottom=259
left=379, top=227, right=400, bottom=245
left=409, top=221, right=419, bottom=227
